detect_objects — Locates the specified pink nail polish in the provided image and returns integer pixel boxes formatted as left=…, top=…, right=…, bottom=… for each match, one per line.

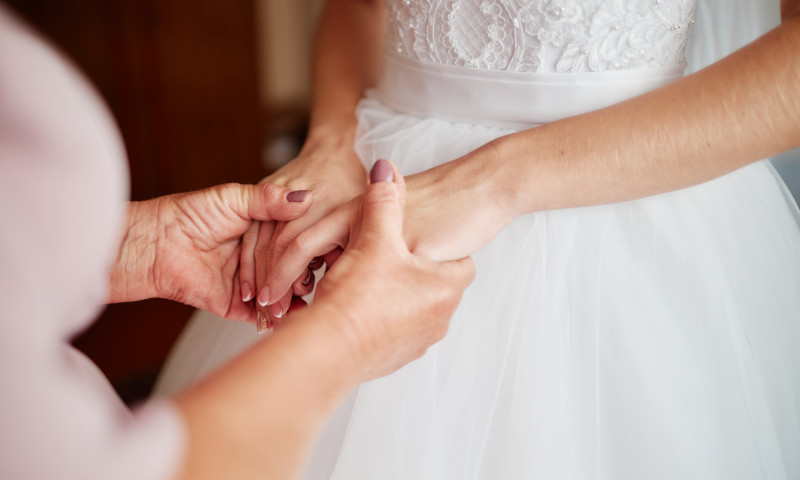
left=302, top=268, right=313, bottom=286
left=287, top=190, right=310, bottom=202
left=257, top=286, right=270, bottom=307
left=270, top=302, right=283, bottom=319
left=241, top=282, right=253, bottom=302
left=370, top=159, right=394, bottom=183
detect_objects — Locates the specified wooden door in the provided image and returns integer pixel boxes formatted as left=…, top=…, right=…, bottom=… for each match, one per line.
left=5, top=0, right=265, bottom=403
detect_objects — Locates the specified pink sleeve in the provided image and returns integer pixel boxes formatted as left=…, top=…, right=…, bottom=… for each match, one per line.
left=0, top=7, right=186, bottom=479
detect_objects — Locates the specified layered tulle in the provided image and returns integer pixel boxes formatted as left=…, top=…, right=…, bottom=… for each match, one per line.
left=307, top=98, right=800, bottom=479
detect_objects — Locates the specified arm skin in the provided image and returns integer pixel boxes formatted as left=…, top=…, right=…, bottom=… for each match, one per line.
left=462, top=0, right=800, bottom=220
left=240, top=0, right=387, bottom=322
left=263, top=0, right=800, bottom=301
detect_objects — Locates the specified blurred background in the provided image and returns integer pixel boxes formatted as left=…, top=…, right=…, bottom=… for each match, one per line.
left=5, top=0, right=798, bottom=406
left=5, top=0, right=324, bottom=404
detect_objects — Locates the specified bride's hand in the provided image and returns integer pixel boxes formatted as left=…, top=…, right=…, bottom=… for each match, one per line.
left=262, top=155, right=514, bottom=306
left=238, top=142, right=366, bottom=325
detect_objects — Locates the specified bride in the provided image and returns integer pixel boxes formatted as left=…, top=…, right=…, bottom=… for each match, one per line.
left=156, top=0, right=800, bottom=478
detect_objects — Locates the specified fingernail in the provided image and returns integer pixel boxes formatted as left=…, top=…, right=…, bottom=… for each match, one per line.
left=256, top=311, right=272, bottom=335
left=241, top=282, right=253, bottom=302
left=302, top=268, right=313, bottom=286
left=257, top=286, right=270, bottom=307
left=270, top=302, right=283, bottom=319
left=287, top=190, right=310, bottom=202
left=370, top=159, right=394, bottom=183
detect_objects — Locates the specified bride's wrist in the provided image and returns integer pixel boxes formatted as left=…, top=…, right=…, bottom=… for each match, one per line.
left=301, top=120, right=359, bottom=161
left=407, top=143, right=519, bottom=223
left=481, top=134, right=545, bottom=218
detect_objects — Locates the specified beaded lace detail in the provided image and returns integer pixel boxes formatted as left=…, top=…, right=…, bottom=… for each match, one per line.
left=386, top=0, right=697, bottom=73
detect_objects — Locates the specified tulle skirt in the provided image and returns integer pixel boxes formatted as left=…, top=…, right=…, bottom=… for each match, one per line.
left=296, top=98, right=800, bottom=479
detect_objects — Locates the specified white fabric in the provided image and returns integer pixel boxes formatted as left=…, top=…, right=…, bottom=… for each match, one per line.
left=0, top=8, right=184, bottom=480
left=385, top=0, right=697, bottom=73
left=155, top=1, right=800, bottom=479
left=376, top=53, right=684, bottom=128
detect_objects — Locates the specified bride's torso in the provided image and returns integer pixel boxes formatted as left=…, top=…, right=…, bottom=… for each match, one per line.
left=385, top=0, right=698, bottom=74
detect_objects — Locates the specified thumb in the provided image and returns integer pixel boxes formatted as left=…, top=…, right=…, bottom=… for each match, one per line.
left=356, top=159, right=406, bottom=245
left=241, top=183, right=312, bottom=222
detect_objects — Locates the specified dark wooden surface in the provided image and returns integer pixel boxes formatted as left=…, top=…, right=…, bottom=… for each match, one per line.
left=6, top=0, right=267, bottom=404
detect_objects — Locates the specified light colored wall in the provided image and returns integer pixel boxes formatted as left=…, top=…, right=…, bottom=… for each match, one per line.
left=255, top=0, right=324, bottom=110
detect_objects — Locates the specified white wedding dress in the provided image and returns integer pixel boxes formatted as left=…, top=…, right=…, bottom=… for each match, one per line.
left=155, top=1, right=800, bottom=478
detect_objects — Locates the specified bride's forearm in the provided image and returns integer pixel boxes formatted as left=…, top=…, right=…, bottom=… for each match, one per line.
left=303, top=0, right=386, bottom=159
left=479, top=11, right=800, bottom=217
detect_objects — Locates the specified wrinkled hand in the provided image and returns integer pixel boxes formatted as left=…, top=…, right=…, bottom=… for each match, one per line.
left=307, top=160, right=475, bottom=380
left=150, top=183, right=312, bottom=323
left=262, top=158, right=512, bottom=307
left=238, top=147, right=366, bottom=324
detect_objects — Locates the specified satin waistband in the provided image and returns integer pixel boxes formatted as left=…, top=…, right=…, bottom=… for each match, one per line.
left=374, top=53, right=685, bottom=129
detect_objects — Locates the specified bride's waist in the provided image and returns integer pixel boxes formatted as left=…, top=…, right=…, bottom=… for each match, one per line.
left=374, top=53, right=684, bottom=129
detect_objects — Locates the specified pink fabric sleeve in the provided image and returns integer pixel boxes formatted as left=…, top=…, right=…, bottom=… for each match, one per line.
left=0, top=7, right=186, bottom=479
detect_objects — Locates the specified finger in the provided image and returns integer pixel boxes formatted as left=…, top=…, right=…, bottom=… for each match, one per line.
left=266, top=205, right=354, bottom=304
left=239, top=183, right=313, bottom=222
left=239, top=221, right=260, bottom=302
left=227, top=268, right=257, bottom=324
left=255, top=221, right=276, bottom=312
left=269, top=291, right=292, bottom=321
left=357, top=159, right=406, bottom=246
left=291, top=267, right=315, bottom=297
left=274, top=296, right=309, bottom=329
left=323, top=247, right=343, bottom=270
left=286, top=296, right=308, bottom=315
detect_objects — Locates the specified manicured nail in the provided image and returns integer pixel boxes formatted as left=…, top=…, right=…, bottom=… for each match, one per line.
left=256, top=311, right=271, bottom=335
left=257, top=286, right=270, bottom=307
left=302, top=268, right=313, bottom=286
left=287, top=190, right=310, bottom=202
left=270, top=302, right=283, bottom=319
left=370, top=159, right=393, bottom=183
left=241, top=282, right=253, bottom=302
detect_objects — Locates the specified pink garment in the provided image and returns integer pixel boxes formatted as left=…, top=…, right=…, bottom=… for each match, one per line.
left=0, top=8, right=184, bottom=480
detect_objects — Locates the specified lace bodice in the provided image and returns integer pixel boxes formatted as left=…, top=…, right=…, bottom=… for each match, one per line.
left=386, top=0, right=698, bottom=73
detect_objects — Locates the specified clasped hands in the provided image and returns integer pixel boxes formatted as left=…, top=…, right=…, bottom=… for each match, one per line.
left=116, top=159, right=476, bottom=379
left=242, top=153, right=514, bottom=329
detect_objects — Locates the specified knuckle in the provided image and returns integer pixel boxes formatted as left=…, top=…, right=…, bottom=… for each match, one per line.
left=363, top=184, right=399, bottom=207
left=261, top=182, right=285, bottom=201
left=291, top=228, right=316, bottom=253
left=274, top=231, right=295, bottom=253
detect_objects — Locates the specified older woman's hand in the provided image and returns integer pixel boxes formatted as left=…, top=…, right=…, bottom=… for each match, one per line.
left=107, top=183, right=312, bottom=323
